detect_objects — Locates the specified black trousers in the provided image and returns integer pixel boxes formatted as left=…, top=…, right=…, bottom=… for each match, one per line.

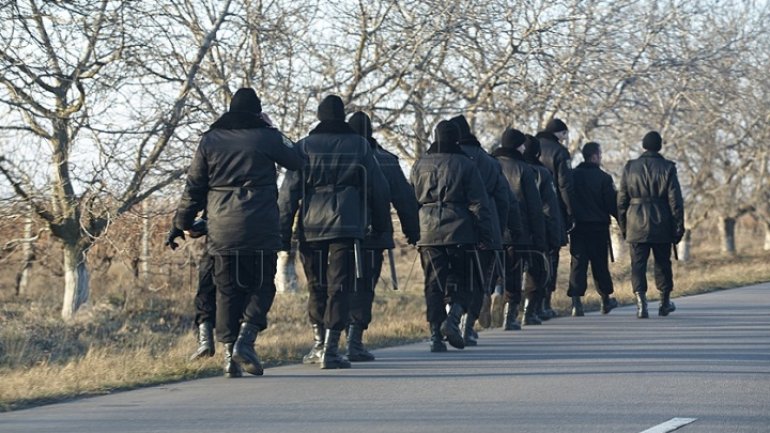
left=299, top=239, right=355, bottom=331
left=349, top=248, right=385, bottom=329
left=524, top=250, right=548, bottom=303
left=195, top=250, right=216, bottom=326
left=420, top=246, right=473, bottom=324
left=545, top=248, right=560, bottom=294
left=468, top=250, right=496, bottom=318
left=502, top=246, right=524, bottom=305
left=630, top=243, right=673, bottom=294
left=213, top=251, right=277, bottom=343
left=567, top=226, right=614, bottom=297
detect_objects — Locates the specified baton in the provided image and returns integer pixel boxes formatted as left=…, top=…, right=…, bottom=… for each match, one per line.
left=672, top=243, right=679, bottom=261
left=387, top=248, right=399, bottom=290
left=472, top=249, right=486, bottom=290
left=354, top=239, right=364, bottom=279
left=608, top=238, right=615, bottom=263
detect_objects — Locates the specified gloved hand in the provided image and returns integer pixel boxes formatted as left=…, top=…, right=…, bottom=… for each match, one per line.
left=165, top=227, right=185, bottom=250
left=406, top=232, right=420, bottom=246
left=674, top=232, right=684, bottom=245
left=566, top=215, right=576, bottom=234
left=187, top=218, right=208, bottom=239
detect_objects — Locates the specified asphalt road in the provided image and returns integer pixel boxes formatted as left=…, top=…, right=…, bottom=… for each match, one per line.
left=2, top=283, right=769, bottom=433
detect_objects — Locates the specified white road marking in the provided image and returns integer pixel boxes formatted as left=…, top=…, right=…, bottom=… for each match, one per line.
left=639, top=417, right=698, bottom=433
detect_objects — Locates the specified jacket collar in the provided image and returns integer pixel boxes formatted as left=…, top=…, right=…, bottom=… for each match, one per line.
left=491, top=146, right=525, bottom=160
left=640, top=150, right=664, bottom=159
left=208, top=111, right=270, bottom=130
left=426, top=141, right=467, bottom=155
left=577, top=161, right=600, bottom=169
left=459, top=137, right=482, bottom=147
left=309, top=120, right=357, bottom=135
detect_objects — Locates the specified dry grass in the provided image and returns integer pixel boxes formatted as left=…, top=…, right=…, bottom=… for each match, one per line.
left=0, top=242, right=768, bottom=412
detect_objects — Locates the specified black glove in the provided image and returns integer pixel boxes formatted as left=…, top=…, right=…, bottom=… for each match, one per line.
left=674, top=232, right=684, bottom=245
left=406, top=232, right=420, bottom=246
left=566, top=215, right=576, bottom=234
left=187, top=218, right=208, bottom=239
left=165, top=227, right=185, bottom=250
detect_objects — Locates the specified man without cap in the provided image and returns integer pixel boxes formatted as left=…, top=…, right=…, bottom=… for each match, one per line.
left=279, top=95, right=391, bottom=369
left=175, top=88, right=305, bottom=377
left=492, top=129, right=547, bottom=330
left=567, top=142, right=619, bottom=316
left=618, top=131, right=684, bottom=318
left=346, top=111, right=420, bottom=361
left=411, top=120, right=495, bottom=351
left=536, top=118, right=575, bottom=318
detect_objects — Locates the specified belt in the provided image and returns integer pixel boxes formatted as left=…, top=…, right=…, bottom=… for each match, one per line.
left=630, top=197, right=664, bottom=204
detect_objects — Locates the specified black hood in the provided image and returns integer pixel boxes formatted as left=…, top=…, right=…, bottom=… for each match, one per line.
left=348, top=111, right=378, bottom=148
left=450, top=115, right=481, bottom=147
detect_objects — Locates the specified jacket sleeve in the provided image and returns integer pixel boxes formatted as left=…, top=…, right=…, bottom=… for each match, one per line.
left=266, top=130, right=305, bottom=171
left=555, top=150, right=575, bottom=218
left=617, top=164, right=630, bottom=238
left=465, top=164, right=495, bottom=247
left=174, top=139, right=209, bottom=230
left=491, top=165, right=511, bottom=239
left=278, top=168, right=302, bottom=250
left=539, top=173, right=561, bottom=250
left=523, top=168, right=547, bottom=251
left=383, top=157, right=420, bottom=244
left=506, top=188, right=523, bottom=241
left=668, top=164, right=685, bottom=241
left=364, top=148, right=392, bottom=235
left=603, top=173, right=619, bottom=222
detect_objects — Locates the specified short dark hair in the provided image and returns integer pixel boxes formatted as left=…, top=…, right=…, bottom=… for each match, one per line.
left=582, top=142, right=601, bottom=161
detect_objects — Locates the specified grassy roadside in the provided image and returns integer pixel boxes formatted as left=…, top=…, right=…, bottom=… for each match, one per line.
left=1, top=248, right=768, bottom=411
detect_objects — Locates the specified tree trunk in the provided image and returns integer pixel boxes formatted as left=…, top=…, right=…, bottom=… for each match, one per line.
left=677, top=229, right=692, bottom=262
left=140, top=203, right=150, bottom=285
left=720, top=217, right=737, bottom=255
left=61, top=243, right=90, bottom=320
left=764, top=220, right=770, bottom=251
left=15, top=213, right=35, bottom=296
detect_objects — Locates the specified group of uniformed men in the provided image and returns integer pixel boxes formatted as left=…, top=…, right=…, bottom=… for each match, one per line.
left=168, top=89, right=685, bottom=377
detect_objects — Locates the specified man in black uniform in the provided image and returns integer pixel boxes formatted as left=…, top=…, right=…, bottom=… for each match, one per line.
left=618, top=131, right=684, bottom=318
left=568, top=142, right=619, bottom=316
left=279, top=95, right=391, bottom=369
left=451, top=115, right=514, bottom=345
left=522, top=134, right=562, bottom=325
left=411, top=120, right=495, bottom=351
left=175, top=88, right=304, bottom=377
left=536, top=119, right=575, bottom=318
left=492, top=129, right=546, bottom=331
left=346, top=111, right=420, bottom=361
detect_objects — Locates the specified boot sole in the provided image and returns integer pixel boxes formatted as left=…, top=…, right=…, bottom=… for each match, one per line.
left=348, top=353, right=375, bottom=362
left=320, top=361, right=351, bottom=369
left=232, top=353, right=264, bottom=376
left=440, top=324, right=465, bottom=349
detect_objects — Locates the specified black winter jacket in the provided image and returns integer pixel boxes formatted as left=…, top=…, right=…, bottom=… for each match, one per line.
left=529, top=162, right=563, bottom=250
left=492, top=147, right=546, bottom=250
left=537, top=132, right=575, bottom=225
left=175, top=114, right=304, bottom=254
left=364, top=145, right=420, bottom=249
left=278, top=124, right=391, bottom=244
left=460, top=143, right=512, bottom=250
left=618, top=151, right=684, bottom=243
left=572, top=162, right=618, bottom=227
left=411, top=148, right=495, bottom=247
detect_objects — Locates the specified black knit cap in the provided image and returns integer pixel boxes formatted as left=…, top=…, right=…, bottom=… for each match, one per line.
left=435, top=120, right=460, bottom=147
left=642, top=131, right=662, bottom=151
left=501, top=128, right=526, bottom=149
left=229, top=88, right=262, bottom=114
left=317, top=95, right=346, bottom=121
left=450, top=115, right=473, bottom=139
left=523, top=134, right=541, bottom=159
left=348, top=111, right=373, bottom=138
left=544, top=118, right=568, bottom=133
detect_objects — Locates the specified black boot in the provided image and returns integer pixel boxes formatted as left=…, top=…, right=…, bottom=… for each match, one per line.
left=429, top=322, right=447, bottom=352
left=503, top=303, right=521, bottom=331
left=636, top=292, right=649, bottom=319
left=659, top=292, right=676, bottom=316
left=190, top=321, right=215, bottom=360
left=223, top=343, right=242, bottom=378
left=441, top=303, right=465, bottom=349
left=321, top=329, right=351, bottom=369
left=461, top=313, right=478, bottom=347
left=601, top=295, right=618, bottom=314
left=522, top=298, right=542, bottom=326
left=543, top=292, right=557, bottom=319
left=535, top=297, right=551, bottom=321
left=347, top=324, right=375, bottom=362
left=232, top=322, right=263, bottom=376
left=571, top=296, right=584, bottom=317
left=303, top=324, right=325, bottom=364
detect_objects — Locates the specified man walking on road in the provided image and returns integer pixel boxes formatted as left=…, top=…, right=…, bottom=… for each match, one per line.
left=618, top=131, right=684, bottom=318
left=567, top=142, right=619, bottom=316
